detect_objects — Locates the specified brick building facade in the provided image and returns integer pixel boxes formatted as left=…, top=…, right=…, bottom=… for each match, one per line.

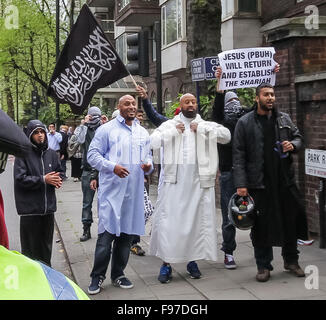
left=261, top=0, right=326, bottom=234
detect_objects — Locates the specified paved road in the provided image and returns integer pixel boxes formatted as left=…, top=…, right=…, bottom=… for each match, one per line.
left=2, top=158, right=326, bottom=300
left=55, top=162, right=326, bottom=300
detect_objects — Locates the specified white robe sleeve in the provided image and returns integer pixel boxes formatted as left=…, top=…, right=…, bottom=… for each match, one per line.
left=197, top=121, right=231, bottom=145
left=150, top=121, right=180, bottom=150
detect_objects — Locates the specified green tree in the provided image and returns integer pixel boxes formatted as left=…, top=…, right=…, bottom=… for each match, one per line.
left=0, top=0, right=76, bottom=124
left=185, top=0, right=222, bottom=96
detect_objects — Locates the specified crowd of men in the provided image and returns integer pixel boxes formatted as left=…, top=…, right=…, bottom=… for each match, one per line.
left=0, top=64, right=310, bottom=297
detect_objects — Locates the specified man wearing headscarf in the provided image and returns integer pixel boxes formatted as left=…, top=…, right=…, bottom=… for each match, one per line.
left=74, top=106, right=108, bottom=241
left=212, top=85, right=249, bottom=269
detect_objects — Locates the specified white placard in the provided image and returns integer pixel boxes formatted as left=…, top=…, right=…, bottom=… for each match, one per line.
left=218, top=47, right=277, bottom=90
left=305, top=149, right=326, bottom=178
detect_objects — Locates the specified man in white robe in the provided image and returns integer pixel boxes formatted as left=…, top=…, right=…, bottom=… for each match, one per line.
left=149, top=93, right=231, bottom=283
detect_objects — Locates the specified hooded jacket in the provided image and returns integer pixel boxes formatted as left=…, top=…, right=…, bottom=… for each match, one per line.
left=14, top=120, right=63, bottom=216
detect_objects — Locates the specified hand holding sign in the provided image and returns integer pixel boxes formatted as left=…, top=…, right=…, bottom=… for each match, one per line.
left=217, top=47, right=278, bottom=90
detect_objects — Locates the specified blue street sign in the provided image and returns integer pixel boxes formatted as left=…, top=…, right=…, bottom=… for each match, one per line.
left=190, top=58, right=205, bottom=82
left=204, top=56, right=220, bottom=80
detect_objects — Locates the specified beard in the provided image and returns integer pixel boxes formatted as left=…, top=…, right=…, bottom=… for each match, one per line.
left=33, top=140, right=47, bottom=151
left=182, top=109, right=197, bottom=119
left=259, top=102, right=274, bottom=112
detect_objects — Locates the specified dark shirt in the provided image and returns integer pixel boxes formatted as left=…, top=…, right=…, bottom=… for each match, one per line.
left=211, top=92, right=251, bottom=172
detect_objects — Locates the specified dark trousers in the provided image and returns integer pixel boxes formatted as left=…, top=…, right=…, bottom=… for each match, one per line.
left=131, top=235, right=140, bottom=245
left=254, top=242, right=299, bottom=271
left=60, top=159, right=67, bottom=178
left=81, top=170, right=95, bottom=226
left=219, top=171, right=237, bottom=255
left=90, top=231, right=133, bottom=281
left=20, top=214, right=54, bottom=267
left=71, top=157, right=82, bottom=179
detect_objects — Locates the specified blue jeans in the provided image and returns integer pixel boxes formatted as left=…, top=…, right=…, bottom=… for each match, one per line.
left=219, top=171, right=237, bottom=255
left=90, top=231, right=133, bottom=281
left=81, top=170, right=95, bottom=226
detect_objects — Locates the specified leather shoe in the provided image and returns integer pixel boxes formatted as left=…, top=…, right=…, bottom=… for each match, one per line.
left=80, top=225, right=91, bottom=242
left=256, top=269, right=270, bottom=282
left=284, top=263, right=305, bottom=277
left=256, top=269, right=271, bottom=282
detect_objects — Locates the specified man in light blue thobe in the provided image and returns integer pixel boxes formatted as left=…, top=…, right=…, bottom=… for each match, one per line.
left=87, top=95, right=153, bottom=295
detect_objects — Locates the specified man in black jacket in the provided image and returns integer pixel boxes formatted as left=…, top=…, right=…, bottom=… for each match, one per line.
left=14, top=120, right=63, bottom=266
left=212, top=65, right=280, bottom=269
left=233, top=83, right=308, bottom=282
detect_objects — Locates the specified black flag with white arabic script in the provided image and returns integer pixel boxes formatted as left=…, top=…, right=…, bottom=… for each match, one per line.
left=47, top=4, right=129, bottom=114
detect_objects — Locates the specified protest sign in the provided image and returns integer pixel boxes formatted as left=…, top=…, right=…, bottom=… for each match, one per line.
left=190, top=58, right=205, bottom=82
left=217, top=47, right=277, bottom=90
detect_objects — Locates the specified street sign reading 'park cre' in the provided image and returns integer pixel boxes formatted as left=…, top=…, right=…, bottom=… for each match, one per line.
left=305, top=149, right=326, bottom=178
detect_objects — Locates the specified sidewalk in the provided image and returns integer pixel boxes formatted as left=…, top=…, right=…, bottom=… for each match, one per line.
left=55, top=164, right=326, bottom=300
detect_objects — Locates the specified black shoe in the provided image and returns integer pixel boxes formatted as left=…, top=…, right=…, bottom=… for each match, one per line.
left=187, top=261, right=202, bottom=279
left=80, top=225, right=91, bottom=242
left=130, top=244, right=145, bottom=256
left=112, top=276, right=134, bottom=289
left=88, top=276, right=105, bottom=295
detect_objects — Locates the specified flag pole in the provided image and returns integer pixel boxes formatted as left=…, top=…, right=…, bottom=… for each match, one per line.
left=128, top=73, right=138, bottom=88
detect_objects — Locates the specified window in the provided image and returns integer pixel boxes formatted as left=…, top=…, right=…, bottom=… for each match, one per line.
left=221, top=0, right=234, bottom=19
left=116, top=34, right=128, bottom=65
left=162, top=0, right=184, bottom=47
left=164, top=89, right=172, bottom=114
left=238, top=0, right=257, bottom=13
left=119, top=0, right=131, bottom=12
left=151, top=27, right=156, bottom=62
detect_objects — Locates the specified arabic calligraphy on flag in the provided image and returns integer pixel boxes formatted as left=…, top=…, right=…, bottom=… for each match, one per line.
left=47, top=4, right=129, bottom=114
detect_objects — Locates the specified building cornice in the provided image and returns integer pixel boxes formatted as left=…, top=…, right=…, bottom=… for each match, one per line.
left=261, top=16, right=326, bottom=43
